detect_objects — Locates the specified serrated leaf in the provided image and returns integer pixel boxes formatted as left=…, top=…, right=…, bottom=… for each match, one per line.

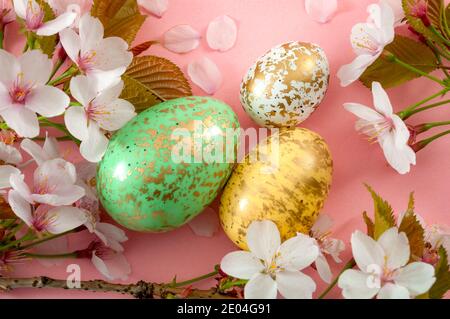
left=130, top=41, right=157, bottom=56
left=121, top=75, right=160, bottom=112
left=429, top=247, right=450, bottom=299
left=360, top=35, right=438, bottom=88
left=365, top=185, right=396, bottom=240
left=91, top=0, right=146, bottom=45
left=398, top=203, right=425, bottom=260
left=408, top=192, right=415, bottom=211
left=363, top=211, right=375, bottom=238
left=121, top=55, right=192, bottom=112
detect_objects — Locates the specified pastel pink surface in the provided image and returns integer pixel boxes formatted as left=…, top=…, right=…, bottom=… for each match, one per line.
left=2, top=0, right=449, bottom=299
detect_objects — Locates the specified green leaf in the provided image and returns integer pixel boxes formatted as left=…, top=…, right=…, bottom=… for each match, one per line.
left=365, top=185, right=396, bottom=240
left=360, top=35, right=438, bottom=88
left=121, top=55, right=192, bottom=112
left=429, top=247, right=450, bottom=299
left=91, top=0, right=146, bottom=45
left=398, top=193, right=425, bottom=260
left=362, top=211, right=375, bottom=238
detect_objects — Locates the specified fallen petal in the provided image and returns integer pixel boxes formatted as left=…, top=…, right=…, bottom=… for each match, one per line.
left=305, top=0, right=338, bottom=24
left=137, top=0, right=169, bottom=17
left=206, top=15, right=238, bottom=52
left=163, top=24, right=201, bottom=53
left=187, top=57, right=222, bottom=94
left=188, top=207, right=219, bottom=237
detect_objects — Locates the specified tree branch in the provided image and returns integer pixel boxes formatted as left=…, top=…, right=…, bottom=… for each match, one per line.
left=0, top=276, right=236, bottom=299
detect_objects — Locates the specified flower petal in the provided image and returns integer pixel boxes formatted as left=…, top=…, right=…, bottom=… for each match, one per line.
left=0, top=107, right=39, bottom=138
left=94, top=99, right=136, bottom=132
left=305, top=0, right=338, bottom=24
left=45, top=206, right=87, bottom=234
left=19, top=50, right=52, bottom=86
left=377, top=1, right=395, bottom=43
left=91, top=251, right=131, bottom=281
left=43, top=134, right=60, bottom=159
left=394, top=262, right=436, bottom=296
left=59, top=28, right=81, bottom=64
left=87, top=68, right=126, bottom=92
left=0, top=165, right=20, bottom=189
left=9, top=173, right=32, bottom=202
left=187, top=57, right=222, bottom=94
left=338, top=269, right=380, bottom=299
left=343, top=103, right=384, bottom=122
left=79, top=122, right=109, bottom=163
left=378, top=227, right=410, bottom=269
left=277, top=233, right=319, bottom=271
left=163, top=25, right=201, bottom=54
left=0, top=142, right=22, bottom=165
left=315, top=254, right=333, bottom=283
left=385, top=0, right=405, bottom=25
left=276, top=270, right=316, bottom=299
left=392, top=115, right=411, bottom=147
left=220, top=251, right=264, bottom=280
left=206, top=15, right=238, bottom=52
left=337, top=54, right=377, bottom=87
left=37, top=11, right=77, bottom=36
left=95, top=222, right=128, bottom=252
left=79, top=14, right=104, bottom=52
left=187, top=207, right=219, bottom=238
left=377, top=283, right=410, bottom=299
left=244, top=273, right=277, bottom=299
left=93, top=37, right=132, bottom=71
left=26, top=85, right=70, bottom=117
left=70, top=75, right=97, bottom=106
left=12, top=0, right=27, bottom=19
left=311, top=214, right=333, bottom=236
left=8, top=189, right=33, bottom=227
left=137, top=0, right=168, bottom=17
left=350, top=23, right=382, bottom=56
left=64, top=106, right=89, bottom=141
left=380, top=134, right=415, bottom=175
left=0, top=49, right=19, bottom=87
left=351, top=230, right=384, bottom=272
left=246, top=220, right=281, bottom=264
left=371, top=82, right=393, bottom=116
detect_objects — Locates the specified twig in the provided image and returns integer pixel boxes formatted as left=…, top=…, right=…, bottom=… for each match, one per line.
left=0, top=276, right=236, bottom=299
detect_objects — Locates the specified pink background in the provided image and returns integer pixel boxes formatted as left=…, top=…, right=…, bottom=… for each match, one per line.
left=2, top=0, right=449, bottom=299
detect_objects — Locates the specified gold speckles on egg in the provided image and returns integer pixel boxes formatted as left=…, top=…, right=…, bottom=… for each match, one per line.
left=240, top=42, right=330, bottom=128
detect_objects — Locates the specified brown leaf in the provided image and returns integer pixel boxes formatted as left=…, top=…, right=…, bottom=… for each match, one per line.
left=124, top=55, right=192, bottom=101
left=130, top=41, right=157, bottom=56
left=120, top=75, right=160, bottom=112
left=429, top=247, right=450, bottom=299
left=91, top=0, right=146, bottom=45
left=363, top=211, right=375, bottom=238
left=398, top=210, right=425, bottom=260
left=365, top=185, right=396, bottom=240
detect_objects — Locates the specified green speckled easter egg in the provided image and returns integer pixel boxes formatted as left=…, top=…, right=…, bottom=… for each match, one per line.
left=97, top=96, right=240, bottom=232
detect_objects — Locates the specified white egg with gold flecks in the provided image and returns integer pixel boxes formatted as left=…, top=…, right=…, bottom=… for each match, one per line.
left=240, top=41, right=330, bottom=128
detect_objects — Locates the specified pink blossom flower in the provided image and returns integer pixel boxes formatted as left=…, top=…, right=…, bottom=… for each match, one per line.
left=21, top=134, right=60, bottom=165
left=59, top=14, right=133, bottom=91
left=13, top=0, right=76, bottom=36
left=47, top=0, right=91, bottom=29
left=0, top=49, right=70, bottom=138
left=1, top=0, right=15, bottom=27
left=9, top=158, right=85, bottom=206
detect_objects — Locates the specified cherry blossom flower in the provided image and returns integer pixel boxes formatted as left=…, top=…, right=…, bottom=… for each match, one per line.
left=221, top=220, right=319, bottom=299
left=84, top=210, right=128, bottom=253
left=344, top=82, right=416, bottom=174
left=9, top=158, right=85, bottom=206
left=163, top=25, right=201, bottom=53
left=0, top=49, right=70, bottom=138
left=21, top=134, right=60, bottom=165
left=338, top=228, right=435, bottom=299
left=309, top=214, right=345, bottom=283
left=1, top=0, right=15, bottom=27
left=0, top=163, right=20, bottom=191
left=337, top=1, right=395, bottom=87
left=304, top=0, right=338, bottom=24
left=7, top=198, right=87, bottom=235
left=65, top=75, right=136, bottom=162
left=187, top=57, right=222, bottom=95
left=0, top=141, right=22, bottom=165
left=47, top=0, right=91, bottom=29
left=13, top=0, right=77, bottom=36
left=137, top=0, right=168, bottom=18
left=206, top=15, right=238, bottom=52
left=59, top=14, right=133, bottom=91
left=78, top=240, right=131, bottom=280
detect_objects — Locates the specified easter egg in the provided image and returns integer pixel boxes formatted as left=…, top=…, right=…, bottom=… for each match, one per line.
left=97, top=96, right=240, bottom=232
left=240, top=41, right=330, bottom=128
left=219, top=128, right=333, bottom=250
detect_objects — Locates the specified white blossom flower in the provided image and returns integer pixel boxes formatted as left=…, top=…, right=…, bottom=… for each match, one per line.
left=13, top=0, right=77, bottom=36
left=65, top=75, right=136, bottom=163
left=338, top=228, right=436, bottom=299
left=47, top=0, right=91, bottom=29
left=310, top=214, right=345, bottom=283
left=337, top=1, right=395, bottom=87
left=7, top=200, right=87, bottom=234
left=20, top=134, right=60, bottom=165
left=9, top=158, right=85, bottom=206
left=344, top=81, right=416, bottom=174
left=220, top=220, right=319, bottom=299
left=59, top=14, right=133, bottom=91
left=0, top=49, right=70, bottom=138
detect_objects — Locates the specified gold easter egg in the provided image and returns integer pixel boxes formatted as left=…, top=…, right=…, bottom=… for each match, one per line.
left=219, top=128, right=333, bottom=250
left=240, top=41, right=330, bottom=128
